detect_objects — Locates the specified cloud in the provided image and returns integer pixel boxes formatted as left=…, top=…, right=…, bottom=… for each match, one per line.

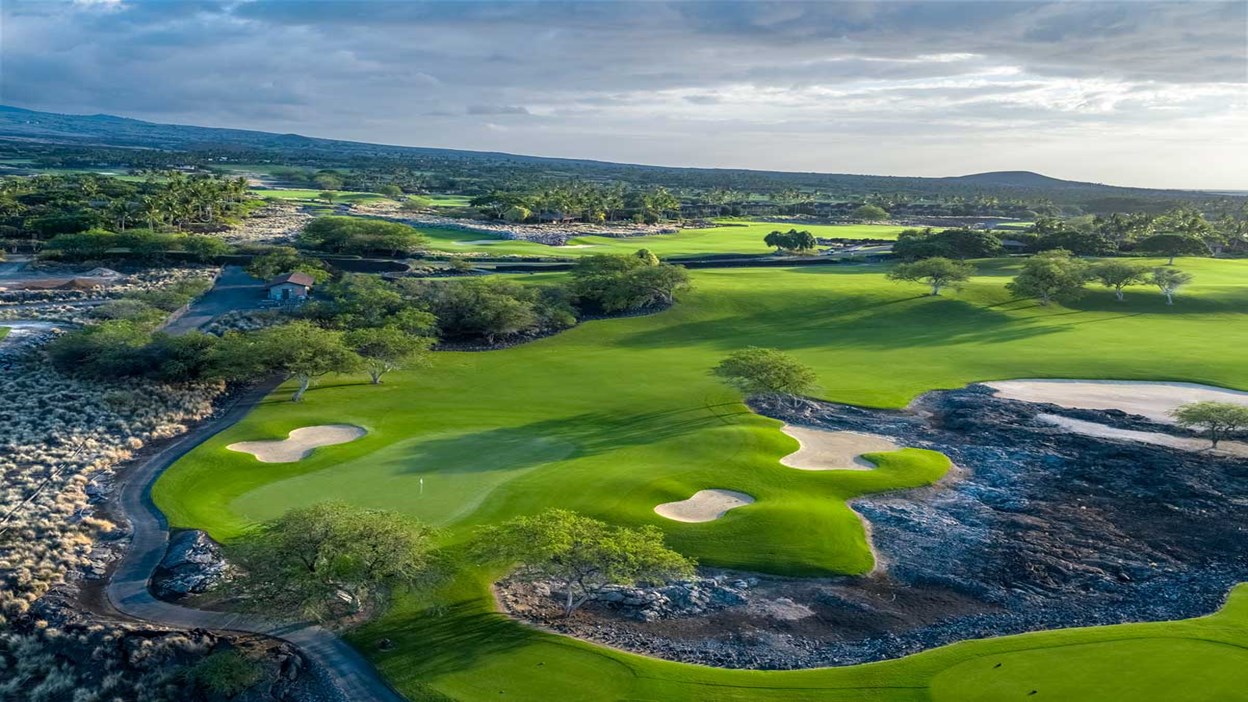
left=466, top=104, right=531, bottom=116
left=0, top=0, right=1244, bottom=188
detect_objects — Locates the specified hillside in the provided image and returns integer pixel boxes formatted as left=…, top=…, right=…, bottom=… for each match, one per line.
left=0, top=105, right=1229, bottom=206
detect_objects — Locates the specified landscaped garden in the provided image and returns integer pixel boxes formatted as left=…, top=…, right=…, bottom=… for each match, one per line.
left=152, top=256, right=1248, bottom=701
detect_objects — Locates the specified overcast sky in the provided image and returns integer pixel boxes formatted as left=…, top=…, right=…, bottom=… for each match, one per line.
left=2, top=0, right=1246, bottom=189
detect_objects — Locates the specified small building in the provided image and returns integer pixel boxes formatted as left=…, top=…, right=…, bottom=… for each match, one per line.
left=265, top=272, right=315, bottom=301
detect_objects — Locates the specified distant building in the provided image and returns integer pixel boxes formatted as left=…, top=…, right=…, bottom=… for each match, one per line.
left=265, top=272, right=315, bottom=301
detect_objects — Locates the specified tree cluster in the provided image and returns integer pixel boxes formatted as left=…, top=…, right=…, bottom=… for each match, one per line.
left=763, top=229, right=818, bottom=253
left=298, top=216, right=427, bottom=256
left=471, top=183, right=680, bottom=224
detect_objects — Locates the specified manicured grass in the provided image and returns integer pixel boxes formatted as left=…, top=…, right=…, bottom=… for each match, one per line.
left=0, top=327, right=9, bottom=341
left=252, top=188, right=392, bottom=204
left=155, top=256, right=1248, bottom=701
left=421, top=220, right=909, bottom=258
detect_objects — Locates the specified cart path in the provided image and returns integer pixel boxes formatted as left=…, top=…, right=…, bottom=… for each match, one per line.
left=105, top=381, right=407, bottom=702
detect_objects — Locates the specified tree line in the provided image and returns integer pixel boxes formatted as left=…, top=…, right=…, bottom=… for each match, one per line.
left=47, top=251, right=691, bottom=400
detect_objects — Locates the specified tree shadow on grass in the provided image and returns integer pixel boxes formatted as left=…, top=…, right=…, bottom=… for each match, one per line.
left=616, top=293, right=1067, bottom=351
left=397, top=403, right=752, bottom=475
left=373, top=600, right=542, bottom=680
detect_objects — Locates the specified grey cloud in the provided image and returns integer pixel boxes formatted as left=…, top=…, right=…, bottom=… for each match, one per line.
left=0, top=1, right=1243, bottom=188
left=466, top=104, right=531, bottom=116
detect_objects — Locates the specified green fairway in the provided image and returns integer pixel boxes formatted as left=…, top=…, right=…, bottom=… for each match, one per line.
left=155, top=256, right=1248, bottom=701
left=421, top=220, right=909, bottom=258
left=252, top=188, right=392, bottom=204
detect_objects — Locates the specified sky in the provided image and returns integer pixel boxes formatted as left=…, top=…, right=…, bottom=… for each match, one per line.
left=1, top=0, right=1246, bottom=189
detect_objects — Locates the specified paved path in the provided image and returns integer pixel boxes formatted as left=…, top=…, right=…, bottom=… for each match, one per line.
left=105, top=382, right=407, bottom=702
left=163, top=265, right=266, bottom=335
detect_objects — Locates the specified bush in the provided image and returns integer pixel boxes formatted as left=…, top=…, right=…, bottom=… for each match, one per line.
left=570, top=252, right=691, bottom=314
left=408, top=277, right=574, bottom=344
left=299, top=216, right=427, bottom=256
left=187, top=651, right=263, bottom=696
left=893, top=228, right=1002, bottom=260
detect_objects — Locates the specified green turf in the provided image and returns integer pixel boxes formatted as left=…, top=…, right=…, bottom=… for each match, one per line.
left=420, top=220, right=909, bottom=258
left=252, top=188, right=392, bottom=204
left=155, top=256, right=1248, bottom=701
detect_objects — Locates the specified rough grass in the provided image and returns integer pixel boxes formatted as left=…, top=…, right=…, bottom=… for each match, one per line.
left=154, top=256, right=1248, bottom=701
left=420, top=220, right=909, bottom=258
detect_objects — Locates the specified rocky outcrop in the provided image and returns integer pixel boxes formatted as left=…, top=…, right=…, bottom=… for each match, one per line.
left=500, top=386, right=1248, bottom=670
left=153, top=529, right=229, bottom=599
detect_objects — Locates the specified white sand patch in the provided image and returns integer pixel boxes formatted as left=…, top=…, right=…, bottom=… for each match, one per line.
left=1038, top=414, right=1248, bottom=457
left=453, top=239, right=506, bottom=246
left=654, top=489, right=754, bottom=523
left=227, top=424, right=366, bottom=463
left=556, top=244, right=597, bottom=249
left=985, top=380, right=1248, bottom=424
left=780, top=425, right=900, bottom=471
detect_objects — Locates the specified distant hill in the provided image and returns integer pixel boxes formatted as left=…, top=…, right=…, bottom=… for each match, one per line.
left=0, top=105, right=1232, bottom=207
left=942, top=171, right=1106, bottom=189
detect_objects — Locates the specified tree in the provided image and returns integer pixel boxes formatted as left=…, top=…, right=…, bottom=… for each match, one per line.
left=318, top=191, right=337, bottom=204
left=225, top=321, right=362, bottom=401
left=1171, top=401, right=1248, bottom=448
left=379, top=184, right=404, bottom=199
left=1137, top=233, right=1206, bottom=265
left=852, top=204, right=889, bottom=221
left=345, top=326, right=434, bottom=384
left=234, top=502, right=436, bottom=620
left=1151, top=267, right=1192, bottom=305
left=713, top=347, right=817, bottom=405
left=300, top=216, right=427, bottom=256
left=1034, top=229, right=1117, bottom=256
left=893, top=228, right=1001, bottom=260
left=571, top=253, right=690, bottom=313
left=886, top=257, right=975, bottom=296
left=476, top=509, right=695, bottom=616
left=1091, top=261, right=1150, bottom=302
left=763, top=229, right=818, bottom=253
left=245, top=247, right=330, bottom=283
left=1005, top=249, right=1089, bottom=306
left=313, top=172, right=344, bottom=191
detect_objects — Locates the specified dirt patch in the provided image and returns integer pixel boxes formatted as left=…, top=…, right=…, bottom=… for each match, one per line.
left=985, top=379, right=1248, bottom=424
left=1038, top=413, right=1248, bottom=457
left=226, top=424, right=366, bottom=463
left=780, top=424, right=899, bottom=470
left=655, top=489, right=754, bottom=522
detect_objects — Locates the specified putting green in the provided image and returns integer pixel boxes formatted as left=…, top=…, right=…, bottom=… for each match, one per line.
left=154, top=256, right=1248, bottom=701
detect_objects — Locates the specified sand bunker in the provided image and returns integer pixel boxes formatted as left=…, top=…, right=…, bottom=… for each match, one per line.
left=227, top=424, right=366, bottom=463
left=780, top=425, right=900, bottom=470
left=453, top=239, right=505, bottom=246
left=1038, top=414, right=1248, bottom=458
left=985, top=379, right=1248, bottom=424
left=654, top=489, right=754, bottom=523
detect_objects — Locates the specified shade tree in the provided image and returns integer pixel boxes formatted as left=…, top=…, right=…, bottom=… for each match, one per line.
left=1151, top=267, right=1193, bottom=305
left=1005, top=249, right=1089, bottom=306
left=1091, top=261, right=1150, bottom=302
left=713, top=347, right=817, bottom=406
left=886, top=257, right=975, bottom=296
left=345, top=326, right=434, bottom=384
left=475, top=509, right=695, bottom=616
left=1171, top=401, right=1248, bottom=448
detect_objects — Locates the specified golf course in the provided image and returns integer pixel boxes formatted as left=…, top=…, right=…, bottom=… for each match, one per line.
left=416, top=221, right=909, bottom=258
left=152, top=255, right=1248, bottom=701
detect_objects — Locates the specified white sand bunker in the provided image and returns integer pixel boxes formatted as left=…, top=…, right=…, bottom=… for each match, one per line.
left=227, top=424, right=366, bottom=463
left=780, top=424, right=900, bottom=471
left=453, top=239, right=505, bottom=245
left=654, top=489, right=754, bottom=523
left=985, top=380, right=1248, bottom=424
left=1038, top=414, right=1248, bottom=458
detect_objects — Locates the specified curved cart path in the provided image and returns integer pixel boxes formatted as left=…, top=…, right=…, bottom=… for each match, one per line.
left=105, top=382, right=406, bottom=702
